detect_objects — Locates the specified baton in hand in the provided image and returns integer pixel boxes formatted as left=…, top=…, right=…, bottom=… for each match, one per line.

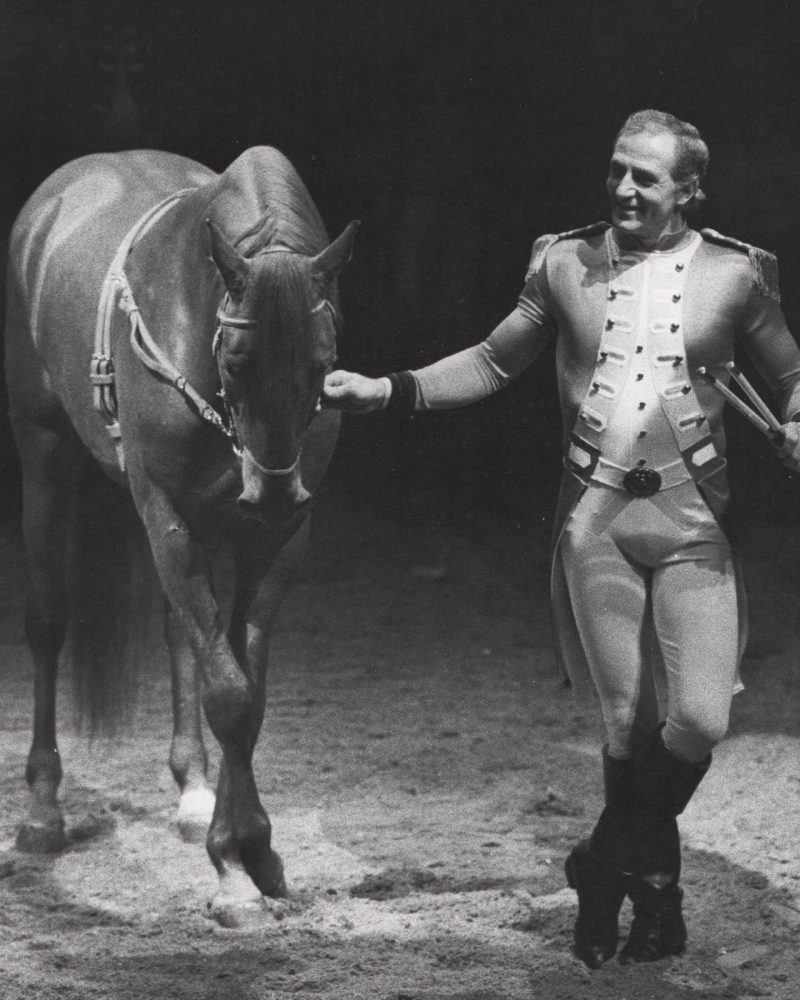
left=696, top=365, right=783, bottom=443
left=724, top=362, right=783, bottom=432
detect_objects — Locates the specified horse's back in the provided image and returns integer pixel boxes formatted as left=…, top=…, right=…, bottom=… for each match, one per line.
left=9, top=151, right=215, bottom=316
left=5, top=152, right=215, bottom=450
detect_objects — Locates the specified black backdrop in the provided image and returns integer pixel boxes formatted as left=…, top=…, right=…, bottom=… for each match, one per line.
left=3, top=0, right=800, bottom=528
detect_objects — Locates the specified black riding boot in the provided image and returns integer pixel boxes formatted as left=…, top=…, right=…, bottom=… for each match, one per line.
left=565, top=747, right=633, bottom=968
left=619, top=729, right=711, bottom=964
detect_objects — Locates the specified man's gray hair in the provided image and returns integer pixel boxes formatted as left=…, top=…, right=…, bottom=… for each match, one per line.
left=616, top=109, right=710, bottom=213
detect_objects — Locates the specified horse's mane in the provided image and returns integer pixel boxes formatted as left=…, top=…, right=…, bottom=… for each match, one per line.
left=206, top=147, right=329, bottom=259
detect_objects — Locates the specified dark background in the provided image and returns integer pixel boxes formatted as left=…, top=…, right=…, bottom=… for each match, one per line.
left=3, top=0, right=800, bottom=531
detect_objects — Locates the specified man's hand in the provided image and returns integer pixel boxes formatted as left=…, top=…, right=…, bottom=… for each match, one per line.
left=770, top=421, right=800, bottom=472
left=322, top=370, right=389, bottom=413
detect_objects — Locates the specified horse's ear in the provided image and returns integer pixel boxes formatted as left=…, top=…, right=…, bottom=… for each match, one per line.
left=206, top=218, right=249, bottom=297
left=310, top=221, right=361, bottom=289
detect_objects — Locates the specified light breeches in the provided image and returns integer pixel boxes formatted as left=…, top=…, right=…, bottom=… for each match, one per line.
left=560, top=481, right=738, bottom=763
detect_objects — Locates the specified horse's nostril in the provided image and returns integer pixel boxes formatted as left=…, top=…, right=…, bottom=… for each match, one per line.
left=236, top=485, right=313, bottom=521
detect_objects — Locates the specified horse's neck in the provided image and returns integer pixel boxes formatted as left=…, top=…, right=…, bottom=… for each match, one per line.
left=205, top=153, right=327, bottom=256
left=125, top=191, right=223, bottom=364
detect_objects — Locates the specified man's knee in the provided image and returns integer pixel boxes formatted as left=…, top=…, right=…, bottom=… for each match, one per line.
left=663, top=710, right=729, bottom=762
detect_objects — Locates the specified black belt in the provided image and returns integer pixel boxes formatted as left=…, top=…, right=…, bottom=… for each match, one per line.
left=621, top=467, right=662, bottom=497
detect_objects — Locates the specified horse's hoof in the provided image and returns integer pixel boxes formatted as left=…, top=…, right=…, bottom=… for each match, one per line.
left=16, top=821, right=67, bottom=854
left=259, top=851, right=287, bottom=899
left=210, top=858, right=281, bottom=927
left=176, top=787, right=216, bottom=843
left=208, top=894, right=268, bottom=929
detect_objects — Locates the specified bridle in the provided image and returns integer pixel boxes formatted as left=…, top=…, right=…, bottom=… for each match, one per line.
left=213, top=294, right=301, bottom=478
left=99, top=207, right=340, bottom=478
left=211, top=271, right=341, bottom=478
left=122, top=279, right=335, bottom=479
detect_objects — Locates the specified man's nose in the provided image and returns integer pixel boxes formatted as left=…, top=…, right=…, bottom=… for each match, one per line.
left=616, top=174, right=637, bottom=199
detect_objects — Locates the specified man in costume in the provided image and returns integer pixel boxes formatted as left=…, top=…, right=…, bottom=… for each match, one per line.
left=322, top=110, right=800, bottom=966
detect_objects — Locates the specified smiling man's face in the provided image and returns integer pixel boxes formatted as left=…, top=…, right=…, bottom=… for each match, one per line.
left=606, top=130, right=694, bottom=246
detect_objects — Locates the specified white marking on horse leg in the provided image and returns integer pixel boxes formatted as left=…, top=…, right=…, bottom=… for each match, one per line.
left=176, top=786, right=215, bottom=843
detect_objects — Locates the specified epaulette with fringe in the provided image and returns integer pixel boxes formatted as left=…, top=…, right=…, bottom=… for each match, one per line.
left=700, top=228, right=780, bottom=302
left=525, top=222, right=610, bottom=280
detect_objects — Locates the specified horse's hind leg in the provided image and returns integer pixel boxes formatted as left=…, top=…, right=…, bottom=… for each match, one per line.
left=13, top=414, right=84, bottom=852
left=165, top=601, right=215, bottom=842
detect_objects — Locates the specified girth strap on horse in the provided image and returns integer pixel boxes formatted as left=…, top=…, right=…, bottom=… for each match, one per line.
left=92, top=190, right=193, bottom=470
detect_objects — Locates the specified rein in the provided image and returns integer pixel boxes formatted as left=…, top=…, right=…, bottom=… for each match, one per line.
left=122, top=273, right=234, bottom=442
left=126, top=291, right=303, bottom=477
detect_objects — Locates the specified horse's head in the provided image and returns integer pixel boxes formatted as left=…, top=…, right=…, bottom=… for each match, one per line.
left=207, top=218, right=359, bottom=523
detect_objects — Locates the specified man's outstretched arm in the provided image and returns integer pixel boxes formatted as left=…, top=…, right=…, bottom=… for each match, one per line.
left=322, top=306, right=552, bottom=413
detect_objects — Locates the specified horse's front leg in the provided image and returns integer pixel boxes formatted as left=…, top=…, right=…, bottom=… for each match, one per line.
left=136, top=491, right=286, bottom=920
left=206, top=518, right=311, bottom=903
left=165, top=601, right=215, bottom=843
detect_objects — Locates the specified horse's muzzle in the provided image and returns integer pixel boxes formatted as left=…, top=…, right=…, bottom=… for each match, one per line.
left=237, top=450, right=311, bottom=522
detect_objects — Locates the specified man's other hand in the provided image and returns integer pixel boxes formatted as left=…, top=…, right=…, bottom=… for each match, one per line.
left=771, top=421, right=800, bottom=472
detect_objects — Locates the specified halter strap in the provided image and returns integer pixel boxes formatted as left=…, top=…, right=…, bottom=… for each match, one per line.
left=216, top=291, right=258, bottom=329
left=216, top=312, right=258, bottom=328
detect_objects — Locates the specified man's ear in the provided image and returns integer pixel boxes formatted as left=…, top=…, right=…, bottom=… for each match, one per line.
left=677, top=178, right=697, bottom=208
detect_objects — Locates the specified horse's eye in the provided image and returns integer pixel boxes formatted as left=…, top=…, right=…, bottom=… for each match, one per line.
left=221, top=350, right=249, bottom=376
left=308, top=362, right=328, bottom=388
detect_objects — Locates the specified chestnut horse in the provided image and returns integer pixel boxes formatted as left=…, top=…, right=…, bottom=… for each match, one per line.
left=4, top=146, right=358, bottom=922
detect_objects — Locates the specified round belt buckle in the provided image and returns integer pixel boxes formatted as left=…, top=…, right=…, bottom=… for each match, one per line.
left=622, top=467, right=662, bottom=498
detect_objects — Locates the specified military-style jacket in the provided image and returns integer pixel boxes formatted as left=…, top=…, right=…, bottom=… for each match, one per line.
left=519, top=222, right=800, bottom=517
left=517, top=222, right=800, bottom=701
